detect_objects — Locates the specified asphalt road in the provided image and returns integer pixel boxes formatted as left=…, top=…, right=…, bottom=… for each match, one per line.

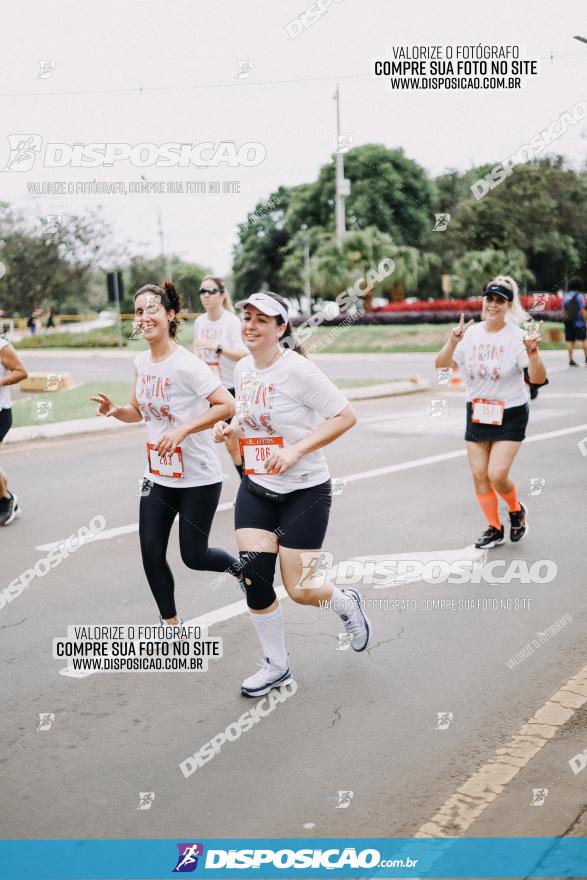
left=1, top=353, right=587, bottom=841
left=16, top=346, right=576, bottom=385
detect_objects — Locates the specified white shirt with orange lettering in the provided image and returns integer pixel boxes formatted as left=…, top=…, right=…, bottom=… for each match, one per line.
left=134, top=346, right=223, bottom=488
left=234, top=349, right=349, bottom=494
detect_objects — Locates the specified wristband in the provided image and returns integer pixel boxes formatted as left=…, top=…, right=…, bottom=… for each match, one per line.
left=215, top=344, right=223, bottom=355
left=528, top=349, right=539, bottom=356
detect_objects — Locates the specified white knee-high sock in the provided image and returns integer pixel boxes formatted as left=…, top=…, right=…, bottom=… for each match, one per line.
left=249, top=605, right=288, bottom=668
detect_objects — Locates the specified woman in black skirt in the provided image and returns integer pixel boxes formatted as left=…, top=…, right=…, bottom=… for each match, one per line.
left=435, top=275, right=547, bottom=549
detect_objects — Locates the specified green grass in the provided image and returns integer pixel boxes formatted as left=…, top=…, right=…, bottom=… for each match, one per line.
left=11, top=378, right=388, bottom=426
left=14, top=320, right=567, bottom=353
left=306, top=321, right=565, bottom=353
left=11, top=382, right=133, bottom=427
left=15, top=321, right=196, bottom=350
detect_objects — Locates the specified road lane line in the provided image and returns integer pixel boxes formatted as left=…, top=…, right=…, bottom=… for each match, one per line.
left=58, top=586, right=289, bottom=678
left=39, top=422, right=587, bottom=551
left=416, top=662, right=587, bottom=838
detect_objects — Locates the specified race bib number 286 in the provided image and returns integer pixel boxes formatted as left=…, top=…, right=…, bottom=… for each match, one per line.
left=240, top=437, right=284, bottom=475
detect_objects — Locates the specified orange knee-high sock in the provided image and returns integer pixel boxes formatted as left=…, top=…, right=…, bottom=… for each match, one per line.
left=476, top=487, right=501, bottom=528
left=495, top=485, right=521, bottom=513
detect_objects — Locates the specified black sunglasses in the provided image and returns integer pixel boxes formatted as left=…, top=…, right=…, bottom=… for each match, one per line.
left=199, top=288, right=221, bottom=295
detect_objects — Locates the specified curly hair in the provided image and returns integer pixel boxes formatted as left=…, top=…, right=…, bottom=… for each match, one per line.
left=134, top=279, right=183, bottom=338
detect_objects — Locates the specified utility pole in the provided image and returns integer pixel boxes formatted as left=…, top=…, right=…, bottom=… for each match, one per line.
left=155, top=207, right=171, bottom=280
left=303, top=233, right=312, bottom=310
left=333, top=83, right=348, bottom=247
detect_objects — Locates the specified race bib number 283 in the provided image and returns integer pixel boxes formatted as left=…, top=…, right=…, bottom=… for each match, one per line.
left=147, top=443, right=184, bottom=479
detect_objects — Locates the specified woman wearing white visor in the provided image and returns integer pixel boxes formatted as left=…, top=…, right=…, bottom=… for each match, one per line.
left=213, top=291, right=371, bottom=696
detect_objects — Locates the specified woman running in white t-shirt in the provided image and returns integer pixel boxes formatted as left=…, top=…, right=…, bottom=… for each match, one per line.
left=213, top=291, right=371, bottom=697
left=193, top=277, right=248, bottom=478
left=91, top=280, right=238, bottom=625
left=436, top=275, right=547, bottom=549
left=0, top=339, right=28, bottom=526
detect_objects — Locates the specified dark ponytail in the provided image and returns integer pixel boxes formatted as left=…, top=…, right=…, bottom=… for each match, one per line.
left=134, top=279, right=183, bottom=338
left=264, top=291, right=307, bottom=357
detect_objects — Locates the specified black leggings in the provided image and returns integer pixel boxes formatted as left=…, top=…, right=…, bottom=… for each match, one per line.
left=139, top=480, right=238, bottom=619
left=0, top=408, right=12, bottom=443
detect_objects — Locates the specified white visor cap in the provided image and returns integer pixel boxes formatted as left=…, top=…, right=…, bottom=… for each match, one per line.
left=235, top=292, right=289, bottom=325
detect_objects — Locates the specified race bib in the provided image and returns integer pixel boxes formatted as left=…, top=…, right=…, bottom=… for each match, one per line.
left=202, top=354, right=220, bottom=375
left=147, top=443, right=185, bottom=479
left=471, top=398, right=504, bottom=426
left=240, top=436, right=284, bottom=475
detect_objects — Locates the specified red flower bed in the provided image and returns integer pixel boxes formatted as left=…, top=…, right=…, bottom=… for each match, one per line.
left=374, top=294, right=563, bottom=313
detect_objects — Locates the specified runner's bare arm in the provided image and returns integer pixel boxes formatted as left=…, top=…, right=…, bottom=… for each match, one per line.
left=181, top=385, right=236, bottom=438
left=291, top=404, right=357, bottom=457
left=0, top=344, right=28, bottom=386
left=435, top=313, right=473, bottom=369
left=220, top=348, right=248, bottom=363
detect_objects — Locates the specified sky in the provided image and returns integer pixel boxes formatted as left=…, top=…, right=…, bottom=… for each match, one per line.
left=1, top=0, right=586, bottom=276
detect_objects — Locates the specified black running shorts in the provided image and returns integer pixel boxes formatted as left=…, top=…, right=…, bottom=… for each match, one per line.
left=465, top=402, right=529, bottom=443
left=235, top=478, right=332, bottom=549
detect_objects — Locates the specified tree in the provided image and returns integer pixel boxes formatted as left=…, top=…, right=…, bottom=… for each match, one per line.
left=439, top=158, right=587, bottom=290
left=231, top=146, right=434, bottom=297
left=452, top=248, right=534, bottom=297
left=126, top=255, right=211, bottom=313
left=0, top=204, right=118, bottom=316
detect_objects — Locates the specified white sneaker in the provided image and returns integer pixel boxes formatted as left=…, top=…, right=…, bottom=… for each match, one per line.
left=156, top=616, right=184, bottom=634
left=241, top=657, right=293, bottom=697
left=339, top=588, right=371, bottom=652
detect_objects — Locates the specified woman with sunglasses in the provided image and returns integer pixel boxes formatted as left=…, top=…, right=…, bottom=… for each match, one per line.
left=435, top=276, right=547, bottom=549
left=193, top=276, right=248, bottom=479
left=91, top=280, right=239, bottom=626
left=212, top=291, right=371, bottom=697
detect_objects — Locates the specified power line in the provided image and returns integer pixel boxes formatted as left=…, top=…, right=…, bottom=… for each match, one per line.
left=0, top=49, right=586, bottom=100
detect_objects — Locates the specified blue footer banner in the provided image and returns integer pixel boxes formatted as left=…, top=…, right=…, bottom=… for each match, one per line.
left=1, top=838, right=587, bottom=879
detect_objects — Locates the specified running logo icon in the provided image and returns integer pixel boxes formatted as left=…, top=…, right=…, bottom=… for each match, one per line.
left=173, top=843, right=204, bottom=873
left=3, top=134, right=42, bottom=171
left=433, top=213, right=451, bottom=231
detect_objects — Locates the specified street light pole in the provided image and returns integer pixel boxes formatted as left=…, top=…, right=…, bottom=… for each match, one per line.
left=334, top=83, right=346, bottom=247
left=156, top=207, right=171, bottom=280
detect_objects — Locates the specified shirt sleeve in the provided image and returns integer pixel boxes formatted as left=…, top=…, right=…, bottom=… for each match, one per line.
left=578, top=294, right=585, bottom=310
left=227, top=315, right=247, bottom=352
left=188, top=358, right=222, bottom=398
left=290, top=357, right=349, bottom=419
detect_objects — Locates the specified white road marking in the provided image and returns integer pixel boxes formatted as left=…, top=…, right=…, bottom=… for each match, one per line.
left=416, top=661, right=587, bottom=838
left=39, top=422, right=587, bottom=551
left=58, top=586, right=289, bottom=678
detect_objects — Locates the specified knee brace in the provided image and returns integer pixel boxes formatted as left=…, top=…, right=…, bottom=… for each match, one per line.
left=239, top=551, right=277, bottom=610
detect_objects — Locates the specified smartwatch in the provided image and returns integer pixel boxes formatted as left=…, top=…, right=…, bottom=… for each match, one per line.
left=215, top=344, right=223, bottom=355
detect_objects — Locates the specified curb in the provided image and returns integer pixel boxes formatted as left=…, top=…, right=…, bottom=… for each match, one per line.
left=4, top=377, right=430, bottom=445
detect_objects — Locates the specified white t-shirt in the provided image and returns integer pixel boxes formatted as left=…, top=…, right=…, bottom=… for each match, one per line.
left=194, top=311, right=246, bottom=388
left=234, top=349, right=350, bottom=494
left=453, top=322, right=530, bottom=408
left=134, top=346, right=223, bottom=488
left=0, top=339, right=12, bottom=411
